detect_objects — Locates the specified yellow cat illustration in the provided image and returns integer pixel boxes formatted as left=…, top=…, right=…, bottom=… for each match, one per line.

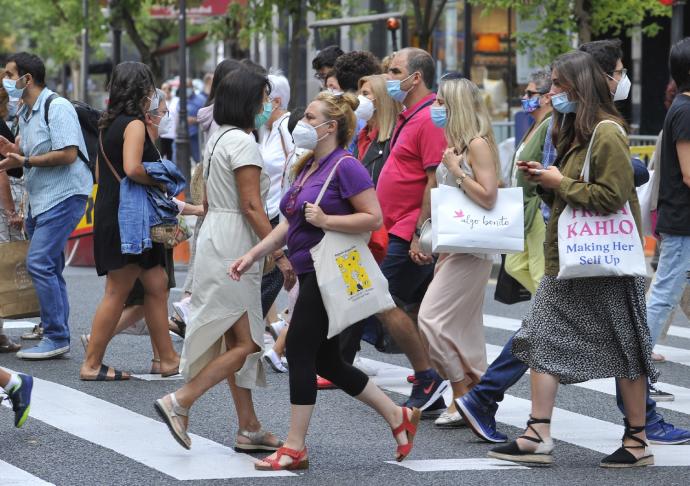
left=336, top=249, right=372, bottom=296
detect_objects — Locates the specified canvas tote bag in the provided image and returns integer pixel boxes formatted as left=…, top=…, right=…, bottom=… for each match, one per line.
left=0, top=239, right=40, bottom=319
left=309, top=157, right=395, bottom=338
left=557, top=120, right=647, bottom=279
left=431, top=184, right=524, bottom=254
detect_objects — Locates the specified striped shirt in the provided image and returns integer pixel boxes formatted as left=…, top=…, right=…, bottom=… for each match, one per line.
left=18, top=88, right=92, bottom=217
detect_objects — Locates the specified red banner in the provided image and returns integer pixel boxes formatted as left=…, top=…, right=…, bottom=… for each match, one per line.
left=150, top=0, right=243, bottom=19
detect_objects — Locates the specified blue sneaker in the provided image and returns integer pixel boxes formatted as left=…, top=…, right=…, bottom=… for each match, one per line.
left=403, top=370, right=449, bottom=411
left=456, top=394, right=507, bottom=443
left=16, top=337, right=69, bottom=360
left=646, top=419, right=690, bottom=445
left=6, top=374, right=33, bottom=427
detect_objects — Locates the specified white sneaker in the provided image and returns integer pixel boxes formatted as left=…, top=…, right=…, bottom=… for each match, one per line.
left=353, top=356, right=378, bottom=376
left=263, top=349, right=288, bottom=373
left=268, top=319, right=287, bottom=340
left=173, top=297, right=191, bottom=325
left=434, top=410, right=465, bottom=428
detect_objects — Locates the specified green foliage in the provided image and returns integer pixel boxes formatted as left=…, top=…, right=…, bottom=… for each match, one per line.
left=470, top=0, right=672, bottom=65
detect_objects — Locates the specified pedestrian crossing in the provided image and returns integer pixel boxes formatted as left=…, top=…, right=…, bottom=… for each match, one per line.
left=1, top=312, right=690, bottom=482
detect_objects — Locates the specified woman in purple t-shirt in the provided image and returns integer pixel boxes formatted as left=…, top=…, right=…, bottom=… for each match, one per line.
left=231, top=91, right=421, bottom=471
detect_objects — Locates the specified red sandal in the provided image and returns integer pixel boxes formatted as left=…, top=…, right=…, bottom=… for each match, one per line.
left=254, top=446, right=309, bottom=471
left=392, top=407, right=421, bottom=462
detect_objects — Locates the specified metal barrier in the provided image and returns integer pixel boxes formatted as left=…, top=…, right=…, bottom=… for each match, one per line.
left=491, top=121, right=515, bottom=144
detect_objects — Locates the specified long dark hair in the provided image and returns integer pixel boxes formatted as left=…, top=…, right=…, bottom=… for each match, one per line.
left=551, top=50, right=626, bottom=150
left=99, top=62, right=156, bottom=130
left=206, top=59, right=243, bottom=107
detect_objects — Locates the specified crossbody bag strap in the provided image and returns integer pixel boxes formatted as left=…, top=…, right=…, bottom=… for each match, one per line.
left=99, top=131, right=121, bottom=183
left=580, top=120, right=626, bottom=183
left=389, top=99, right=434, bottom=149
left=314, top=156, right=352, bottom=206
left=204, top=127, right=240, bottom=180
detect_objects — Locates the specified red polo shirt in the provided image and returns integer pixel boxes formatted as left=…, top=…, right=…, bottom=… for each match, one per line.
left=376, top=93, right=446, bottom=241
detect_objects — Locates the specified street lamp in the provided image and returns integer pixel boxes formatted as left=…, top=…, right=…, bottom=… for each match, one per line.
left=176, top=0, right=191, bottom=198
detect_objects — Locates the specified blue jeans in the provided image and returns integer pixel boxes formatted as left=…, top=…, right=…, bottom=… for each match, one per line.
left=469, top=333, right=661, bottom=426
left=25, top=195, right=87, bottom=342
left=647, top=234, right=690, bottom=346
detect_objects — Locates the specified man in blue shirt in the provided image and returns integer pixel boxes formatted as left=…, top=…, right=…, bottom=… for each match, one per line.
left=0, top=52, right=92, bottom=359
left=180, top=80, right=206, bottom=163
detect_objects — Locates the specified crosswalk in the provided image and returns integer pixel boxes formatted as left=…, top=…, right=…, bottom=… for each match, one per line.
left=1, top=312, right=690, bottom=482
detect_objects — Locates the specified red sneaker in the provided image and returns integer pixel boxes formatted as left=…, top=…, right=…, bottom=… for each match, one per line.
left=316, top=376, right=337, bottom=390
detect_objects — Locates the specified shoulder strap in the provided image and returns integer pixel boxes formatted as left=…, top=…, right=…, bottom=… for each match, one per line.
left=44, top=93, right=89, bottom=165
left=581, top=120, right=626, bottom=182
left=389, top=99, right=434, bottom=149
left=204, top=127, right=240, bottom=179
left=99, top=131, right=121, bottom=183
left=277, top=117, right=290, bottom=161
left=314, top=156, right=353, bottom=206
left=43, top=93, right=58, bottom=125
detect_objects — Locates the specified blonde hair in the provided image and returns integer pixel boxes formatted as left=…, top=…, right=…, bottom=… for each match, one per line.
left=291, top=91, right=359, bottom=177
left=439, top=78, right=499, bottom=175
left=359, top=74, right=402, bottom=143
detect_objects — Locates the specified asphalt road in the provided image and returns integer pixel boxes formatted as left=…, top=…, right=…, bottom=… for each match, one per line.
left=1, top=265, right=689, bottom=486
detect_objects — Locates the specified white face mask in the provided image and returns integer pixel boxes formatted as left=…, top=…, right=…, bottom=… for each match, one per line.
left=611, top=73, right=631, bottom=102
left=355, top=95, right=375, bottom=122
left=156, top=114, right=173, bottom=133
left=292, top=120, right=331, bottom=151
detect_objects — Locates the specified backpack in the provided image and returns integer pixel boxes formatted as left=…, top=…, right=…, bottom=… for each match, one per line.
left=44, top=94, right=101, bottom=178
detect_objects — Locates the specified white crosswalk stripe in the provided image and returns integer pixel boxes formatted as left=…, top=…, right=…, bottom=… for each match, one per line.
left=0, top=460, right=54, bottom=485
left=2, top=369, right=293, bottom=480
left=2, top=312, right=689, bottom=480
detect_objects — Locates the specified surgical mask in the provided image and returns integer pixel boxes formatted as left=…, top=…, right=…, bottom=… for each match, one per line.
left=327, top=88, right=344, bottom=96
left=355, top=95, right=375, bottom=122
left=521, top=96, right=541, bottom=113
left=292, top=120, right=331, bottom=151
left=551, top=92, right=578, bottom=114
left=610, top=73, right=631, bottom=102
left=146, top=94, right=160, bottom=114
left=3, top=75, right=27, bottom=99
left=7, top=97, right=20, bottom=118
left=254, top=101, right=273, bottom=129
left=386, top=73, right=415, bottom=103
left=430, top=105, right=447, bottom=128
left=156, top=114, right=172, bottom=133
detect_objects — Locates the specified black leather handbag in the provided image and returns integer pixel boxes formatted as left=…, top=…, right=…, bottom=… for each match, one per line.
left=494, top=255, right=532, bottom=305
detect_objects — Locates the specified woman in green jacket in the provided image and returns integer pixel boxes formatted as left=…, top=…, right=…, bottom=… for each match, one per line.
left=489, top=50, right=658, bottom=468
left=505, top=71, right=553, bottom=294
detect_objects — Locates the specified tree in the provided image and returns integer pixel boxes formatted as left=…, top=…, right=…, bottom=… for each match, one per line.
left=409, top=0, right=450, bottom=51
left=471, top=0, right=672, bottom=64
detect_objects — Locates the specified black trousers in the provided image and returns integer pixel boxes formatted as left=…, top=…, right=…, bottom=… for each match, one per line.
left=286, top=272, right=369, bottom=405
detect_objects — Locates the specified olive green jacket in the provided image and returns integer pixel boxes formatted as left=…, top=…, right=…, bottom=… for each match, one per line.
left=539, top=121, right=642, bottom=276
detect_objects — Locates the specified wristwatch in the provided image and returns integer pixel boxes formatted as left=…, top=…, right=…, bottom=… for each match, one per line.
left=23, top=156, right=31, bottom=169
left=414, top=227, right=422, bottom=238
left=456, top=172, right=467, bottom=189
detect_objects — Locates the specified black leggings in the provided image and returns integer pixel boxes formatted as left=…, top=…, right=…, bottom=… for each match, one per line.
left=286, top=272, right=369, bottom=405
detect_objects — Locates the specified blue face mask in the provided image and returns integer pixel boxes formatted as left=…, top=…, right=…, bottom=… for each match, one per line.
left=254, top=101, right=273, bottom=129
left=551, top=92, right=578, bottom=114
left=3, top=75, right=27, bottom=99
left=521, top=96, right=540, bottom=113
left=430, top=105, right=447, bottom=128
left=386, top=73, right=415, bottom=103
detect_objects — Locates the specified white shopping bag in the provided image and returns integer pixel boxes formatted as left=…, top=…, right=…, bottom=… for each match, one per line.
left=635, top=168, right=655, bottom=236
left=310, top=157, right=395, bottom=338
left=311, top=231, right=396, bottom=338
left=557, top=121, right=647, bottom=279
left=431, top=184, right=524, bottom=254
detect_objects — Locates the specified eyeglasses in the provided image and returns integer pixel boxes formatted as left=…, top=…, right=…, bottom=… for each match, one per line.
left=524, top=90, right=548, bottom=98
left=609, top=68, right=628, bottom=78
